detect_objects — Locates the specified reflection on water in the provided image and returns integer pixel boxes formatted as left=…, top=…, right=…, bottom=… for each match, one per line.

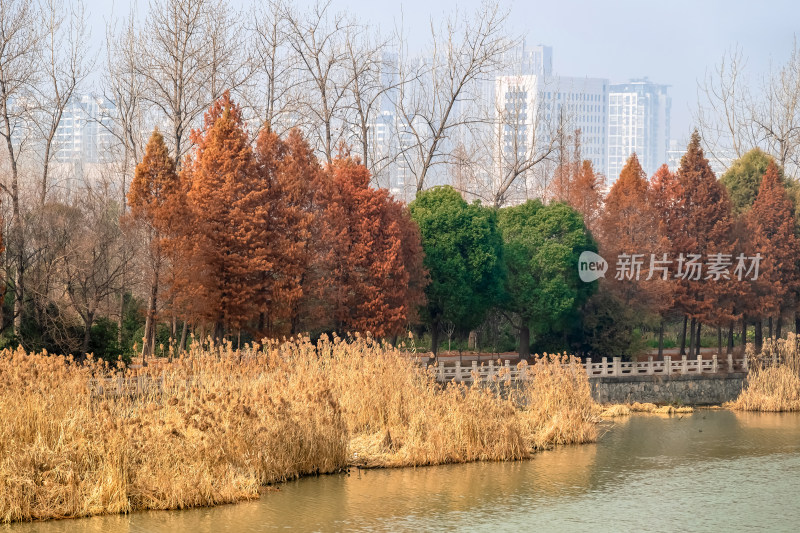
left=4, top=411, right=800, bottom=532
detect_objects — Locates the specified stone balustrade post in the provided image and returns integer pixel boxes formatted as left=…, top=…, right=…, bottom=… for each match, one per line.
left=613, top=357, right=621, bottom=376
left=504, top=359, right=511, bottom=382
left=438, top=361, right=444, bottom=382
left=647, top=356, right=654, bottom=375
left=488, top=359, right=495, bottom=379
left=727, top=353, right=734, bottom=372
left=664, top=355, right=672, bottom=375
left=585, top=358, right=592, bottom=377
left=697, top=352, right=703, bottom=373
left=455, top=361, right=461, bottom=383
left=601, top=357, right=608, bottom=376
left=743, top=354, right=748, bottom=372
left=681, top=355, right=688, bottom=375
left=471, top=360, right=478, bottom=382
left=712, top=354, right=718, bottom=373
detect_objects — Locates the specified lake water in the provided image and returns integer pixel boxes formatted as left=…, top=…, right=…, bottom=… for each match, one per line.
left=5, top=410, right=800, bottom=532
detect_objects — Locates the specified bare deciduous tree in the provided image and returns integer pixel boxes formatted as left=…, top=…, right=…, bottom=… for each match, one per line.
left=697, top=41, right=800, bottom=178
left=137, top=0, right=244, bottom=167
left=284, top=0, right=355, bottom=164
left=33, top=0, right=91, bottom=206
left=0, top=0, right=42, bottom=338
left=392, top=1, right=512, bottom=199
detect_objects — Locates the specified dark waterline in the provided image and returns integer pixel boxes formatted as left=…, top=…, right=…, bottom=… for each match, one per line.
left=5, top=410, right=800, bottom=532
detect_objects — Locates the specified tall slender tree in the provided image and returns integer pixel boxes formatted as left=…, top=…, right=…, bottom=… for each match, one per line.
left=128, top=129, right=182, bottom=358
left=178, top=92, right=259, bottom=338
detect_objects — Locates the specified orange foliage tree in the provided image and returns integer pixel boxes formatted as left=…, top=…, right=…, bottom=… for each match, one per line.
left=597, top=153, right=672, bottom=351
left=744, top=160, right=800, bottom=344
left=668, top=131, right=734, bottom=355
left=127, top=129, right=182, bottom=357
left=326, top=154, right=426, bottom=338
left=177, top=92, right=260, bottom=339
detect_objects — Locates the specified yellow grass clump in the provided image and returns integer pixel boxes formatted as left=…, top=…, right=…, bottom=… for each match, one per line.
left=596, top=402, right=693, bottom=418
left=0, top=336, right=598, bottom=523
left=729, top=334, right=800, bottom=412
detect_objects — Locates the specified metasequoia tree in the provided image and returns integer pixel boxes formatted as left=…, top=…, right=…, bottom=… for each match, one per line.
left=272, top=128, right=332, bottom=334
left=393, top=1, right=512, bottom=197
left=745, top=161, right=800, bottom=341
left=597, top=154, right=671, bottom=351
left=668, top=132, right=734, bottom=355
left=568, top=160, right=605, bottom=232
left=177, top=92, right=259, bottom=338
left=127, top=129, right=182, bottom=358
left=326, top=154, right=426, bottom=337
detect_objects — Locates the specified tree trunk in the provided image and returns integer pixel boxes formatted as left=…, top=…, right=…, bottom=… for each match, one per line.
left=141, top=313, right=151, bottom=360
left=741, top=316, right=747, bottom=348
left=431, top=321, right=441, bottom=357
left=755, top=320, right=763, bottom=353
left=679, top=315, right=688, bottom=356
left=518, top=325, right=531, bottom=361
left=688, top=317, right=696, bottom=358
left=179, top=321, right=188, bottom=353
left=727, top=322, right=734, bottom=355
left=695, top=320, right=702, bottom=357
left=795, top=312, right=800, bottom=335
left=117, top=293, right=125, bottom=347
left=768, top=317, right=773, bottom=339
left=657, top=321, right=664, bottom=359
left=144, top=274, right=159, bottom=359
left=717, top=325, right=722, bottom=355
left=82, top=313, right=94, bottom=355
left=776, top=316, right=783, bottom=339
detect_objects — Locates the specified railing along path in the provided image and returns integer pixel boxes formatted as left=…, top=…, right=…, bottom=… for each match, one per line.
left=431, top=352, right=777, bottom=384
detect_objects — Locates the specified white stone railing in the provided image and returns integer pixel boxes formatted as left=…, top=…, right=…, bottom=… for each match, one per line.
left=431, top=352, right=776, bottom=384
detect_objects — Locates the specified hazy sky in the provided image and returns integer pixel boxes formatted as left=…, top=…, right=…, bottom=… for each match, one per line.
left=89, top=0, right=799, bottom=145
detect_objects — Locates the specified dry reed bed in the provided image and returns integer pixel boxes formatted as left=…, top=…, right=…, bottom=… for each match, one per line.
left=597, top=402, right=694, bottom=418
left=0, top=337, right=597, bottom=523
left=729, top=334, right=800, bottom=412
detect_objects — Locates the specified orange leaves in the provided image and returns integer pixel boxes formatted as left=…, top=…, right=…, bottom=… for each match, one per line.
left=745, top=161, right=800, bottom=317
left=326, top=156, right=426, bottom=337
left=165, top=93, right=426, bottom=339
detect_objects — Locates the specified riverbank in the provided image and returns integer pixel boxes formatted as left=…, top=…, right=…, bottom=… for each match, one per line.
left=0, top=337, right=597, bottom=524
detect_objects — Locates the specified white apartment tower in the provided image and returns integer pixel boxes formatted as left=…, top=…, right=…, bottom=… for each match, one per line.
left=607, top=79, right=671, bottom=181
left=54, top=94, right=115, bottom=164
left=494, top=73, right=608, bottom=199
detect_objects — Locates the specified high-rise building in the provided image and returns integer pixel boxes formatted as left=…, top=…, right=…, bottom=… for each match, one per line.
left=494, top=74, right=608, bottom=195
left=54, top=94, right=115, bottom=164
left=607, top=79, right=671, bottom=181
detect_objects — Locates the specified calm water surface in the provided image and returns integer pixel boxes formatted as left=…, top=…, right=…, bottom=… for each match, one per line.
left=5, top=410, right=800, bottom=532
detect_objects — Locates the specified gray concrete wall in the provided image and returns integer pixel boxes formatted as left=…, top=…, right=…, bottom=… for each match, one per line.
left=590, top=373, right=747, bottom=405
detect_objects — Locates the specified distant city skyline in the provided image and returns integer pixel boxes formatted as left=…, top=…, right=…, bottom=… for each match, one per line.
left=87, top=0, right=798, bottom=150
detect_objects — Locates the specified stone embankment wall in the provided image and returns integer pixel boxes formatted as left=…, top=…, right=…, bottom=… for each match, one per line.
left=590, top=373, right=747, bottom=405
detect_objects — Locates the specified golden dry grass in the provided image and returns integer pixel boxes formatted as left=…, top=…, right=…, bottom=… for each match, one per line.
left=596, top=402, right=693, bottom=418
left=729, top=333, right=800, bottom=412
left=0, top=336, right=598, bottom=523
